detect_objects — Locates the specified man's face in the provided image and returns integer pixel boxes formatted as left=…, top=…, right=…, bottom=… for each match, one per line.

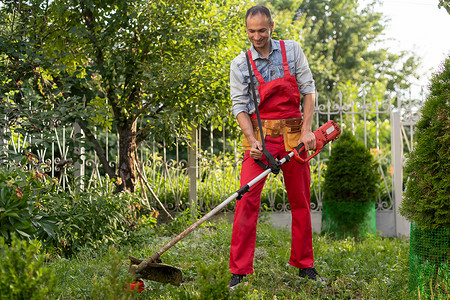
left=246, top=13, right=274, bottom=51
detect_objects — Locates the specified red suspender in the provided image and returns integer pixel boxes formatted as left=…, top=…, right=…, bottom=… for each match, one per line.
left=279, top=40, right=290, bottom=76
left=246, top=40, right=290, bottom=85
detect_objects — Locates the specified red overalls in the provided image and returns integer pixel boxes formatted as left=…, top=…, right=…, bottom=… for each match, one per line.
left=229, top=41, right=314, bottom=275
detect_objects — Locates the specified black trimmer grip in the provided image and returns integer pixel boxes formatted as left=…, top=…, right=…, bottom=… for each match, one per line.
left=294, top=142, right=306, bottom=155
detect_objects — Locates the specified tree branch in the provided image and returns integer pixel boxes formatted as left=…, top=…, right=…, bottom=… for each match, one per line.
left=80, top=1, right=104, bottom=66
left=76, top=119, right=117, bottom=181
left=135, top=104, right=166, bottom=147
left=133, top=97, right=156, bottom=122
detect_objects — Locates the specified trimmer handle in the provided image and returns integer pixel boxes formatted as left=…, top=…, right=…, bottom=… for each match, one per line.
left=293, top=120, right=341, bottom=164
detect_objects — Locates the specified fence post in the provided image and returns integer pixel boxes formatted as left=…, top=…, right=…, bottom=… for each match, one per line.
left=391, top=110, right=410, bottom=237
left=188, top=125, right=198, bottom=218
left=73, top=122, right=85, bottom=190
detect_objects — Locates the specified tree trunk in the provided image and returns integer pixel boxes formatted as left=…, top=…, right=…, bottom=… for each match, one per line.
left=116, top=119, right=138, bottom=193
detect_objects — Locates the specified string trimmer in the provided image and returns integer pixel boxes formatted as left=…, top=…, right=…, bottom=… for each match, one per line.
left=127, top=120, right=340, bottom=287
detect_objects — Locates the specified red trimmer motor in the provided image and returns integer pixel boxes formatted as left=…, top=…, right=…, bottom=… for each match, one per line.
left=293, top=120, right=341, bottom=164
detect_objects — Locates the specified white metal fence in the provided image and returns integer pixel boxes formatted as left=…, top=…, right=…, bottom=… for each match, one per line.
left=1, top=87, right=424, bottom=236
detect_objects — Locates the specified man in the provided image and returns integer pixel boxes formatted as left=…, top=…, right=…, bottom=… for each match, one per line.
left=229, top=5, right=325, bottom=288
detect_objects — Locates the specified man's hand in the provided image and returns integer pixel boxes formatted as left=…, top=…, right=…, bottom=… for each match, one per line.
left=298, top=130, right=316, bottom=151
left=236, top=112, right=264, bottom=159
left=250, top=140, right=263, bottom=159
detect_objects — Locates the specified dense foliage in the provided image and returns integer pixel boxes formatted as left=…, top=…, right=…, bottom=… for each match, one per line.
left=321, top=131, right=379, bottom=238
left=0, top=156, right=59, bottom=243
left=41, top=186, right=148, bottom=256
left=0, top=155, right=155, bottom=256
left=400, top=56, right=450, bottom=229
left=323, top=131, right=379, bottom=203
left=0, top=0, right=244, bottom=192
left=0, top=235, right=56, bottom=300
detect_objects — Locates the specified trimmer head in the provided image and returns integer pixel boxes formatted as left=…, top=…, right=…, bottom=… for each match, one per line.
left=128, top=256, right=182, bottom=286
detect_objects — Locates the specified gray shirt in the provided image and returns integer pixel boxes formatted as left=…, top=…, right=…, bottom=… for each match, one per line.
left=230, top=39, right=315, bottom=117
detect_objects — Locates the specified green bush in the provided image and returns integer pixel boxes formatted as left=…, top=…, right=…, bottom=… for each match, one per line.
left=400, top=56, right=450, bottom=229
left=322, top=131, right=379, bottom=238
left=1, top=155, right=156, bottom=255
left=322, top=131, right=379, bottom=203
left=0, top=235, right=56, bottom=300
left=41, top=187, right=150, bottom=256
left=0, top=159, right=59, bottom=244
left=400, top=56, right=450, bottom=298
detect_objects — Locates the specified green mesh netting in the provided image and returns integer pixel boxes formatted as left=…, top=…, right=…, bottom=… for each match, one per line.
left=321, top=201, right=376, bottom=239
left=409, top=223, right=450, bottom=298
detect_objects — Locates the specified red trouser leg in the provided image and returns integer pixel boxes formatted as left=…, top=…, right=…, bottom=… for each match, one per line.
left=229, top=136, right=314, bottom=274
left=281, top=148, right=314, bottom=269
left=229, top=150, right=268, bottom=275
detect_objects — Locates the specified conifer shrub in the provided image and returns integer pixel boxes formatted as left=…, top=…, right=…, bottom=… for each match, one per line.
left=399, top=56, right=450, bottom=297
left=321, top=131, right=380, bottom=238
left=399, top=56, right=450, bottom=229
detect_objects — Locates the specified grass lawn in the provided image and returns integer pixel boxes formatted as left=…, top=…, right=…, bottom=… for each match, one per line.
left=48, top=213, right=415, bottom=299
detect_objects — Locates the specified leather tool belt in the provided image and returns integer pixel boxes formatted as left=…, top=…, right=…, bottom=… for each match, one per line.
left=242, top=117, right=303, bottom=151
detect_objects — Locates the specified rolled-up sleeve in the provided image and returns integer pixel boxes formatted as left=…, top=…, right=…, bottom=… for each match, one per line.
left=293, top=43, right=315, bottom=95
left=230, top=58, right=251, bottom=117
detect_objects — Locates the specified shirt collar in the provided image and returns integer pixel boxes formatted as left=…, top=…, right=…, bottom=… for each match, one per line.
left=249, top=39, right=279, bottom=60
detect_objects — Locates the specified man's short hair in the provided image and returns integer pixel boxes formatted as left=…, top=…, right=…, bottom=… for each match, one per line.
left=245, top=6, right=272, bottom=24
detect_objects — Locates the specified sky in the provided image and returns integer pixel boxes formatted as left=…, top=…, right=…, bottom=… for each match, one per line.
left=361, top=0, right=450, bottom=89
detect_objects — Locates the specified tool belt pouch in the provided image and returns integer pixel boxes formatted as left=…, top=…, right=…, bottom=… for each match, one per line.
left=283, top=118, right=302, bottom=151
left=242, top=127, right=265, bottom=151
left=242, top=118, right=302, bottom=151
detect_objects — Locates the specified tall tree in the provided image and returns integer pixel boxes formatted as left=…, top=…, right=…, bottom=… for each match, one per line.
left=0, top=0, right=243, bottom=192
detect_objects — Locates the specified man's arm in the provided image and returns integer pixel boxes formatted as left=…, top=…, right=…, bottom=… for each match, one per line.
left=291, top=41, right=316, bottom=151
left=230, top=58, right=252, bottom=118
left=298, top=93, right=316, bottom=151
left=236, top=112, right=263, bottom=159
left=230, top=56, right=263, bottom=159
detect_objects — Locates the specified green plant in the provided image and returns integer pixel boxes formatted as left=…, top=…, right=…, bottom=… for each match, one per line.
left=323, top=131, right=379, bottom=203
left=169, top=259, right=249, bottom=299
left=400, top=56, right=450, bottom=229
left=0, top=157, right=156, bottom=255
left=0, top=158, right=59, bottom=243
left=399, top=56, right=450, bottom=298
left=322, top=131, right=380, bottom=238
left=41, top=186, right=147, bottom=256
left=0, top=235, right=56, bottom=300
left=91, top=247, right=137, bottom=300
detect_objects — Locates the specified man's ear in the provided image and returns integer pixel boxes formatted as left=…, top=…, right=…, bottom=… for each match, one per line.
left=269, top=21, right=274, bottom=35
